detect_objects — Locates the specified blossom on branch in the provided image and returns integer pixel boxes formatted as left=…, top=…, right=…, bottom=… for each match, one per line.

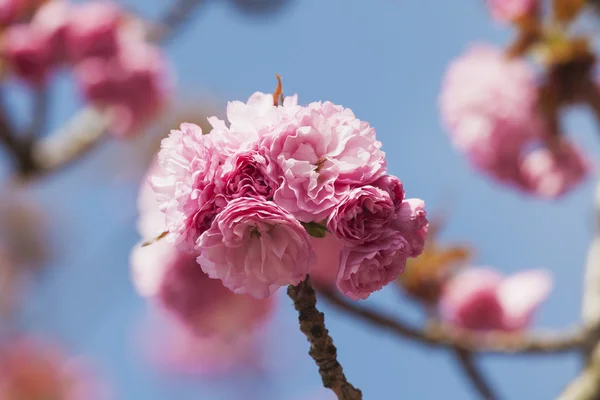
left=439, top=267, right=552, bottom=331
left=148, top=88, right=426, bottom=300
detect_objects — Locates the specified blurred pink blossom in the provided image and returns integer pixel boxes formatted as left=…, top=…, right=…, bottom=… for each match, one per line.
left=2, top=23, right=51, bottom=84
left=65, top=1, right=122, bottom=62
left=140, top=310, right=267, bottom=377
left=439, top=44, right=543, bottom=185
left=133, top=170, right=274, bottom=335
left=309, top=232, right=343, bottom=287
left=439, top=267, right=552, bottom=331
left=75, top=40, right=170, bottom=137
left=520, top=141, right=590, bottom=199
left=0, top=337, right=110, bottom=400
left=487, top=0, right=537, bottom=23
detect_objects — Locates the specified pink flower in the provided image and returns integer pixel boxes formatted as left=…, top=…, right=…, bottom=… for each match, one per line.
left=439, top=268, right=552, bottom=331
left=373, top=174, right=405, bottom=210
left=392, top=198, right=428, bottom=257
left=31, top=0, right=70, bottom=63
left=440, top=45, right=544, bottom=184
left=75, top=40, right=170, bottom=137
left=309, top=232, right=343, bottom=287
left=208, top=91, right=299, bottom=157
left=2, top=24, right=51, bottom=84
left=197, top=197, right=315, bottom=298
left=130, top=240, right=274, bottom=336
left=149, top=123, right=221, bottom=251
left=219, top=150, right=277, bottom=201
left=140, top=311, right=266, bottom=377
left=487, top=0, right=537, bottom=23
left=520, top=141, right=589, bottom=198
left=0, top=0, right=29, bottom=26
left=0, top=337, right=110, bottom=400
left=337, top=230, right=409, bottom=300
left=261, top=101, right=386, bottom=222
left=65, top=1, right=122, bottom=62
left=328, top=185, right=395, bottom=244
left=136, top=161, right=166, bottom=239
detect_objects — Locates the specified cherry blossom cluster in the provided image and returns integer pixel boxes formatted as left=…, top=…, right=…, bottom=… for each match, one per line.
left=440, top=0, right=591, bottom=198
left=0, top=337, right=109, bottom=399
left=439, top=267, right=552, bottom=332
left=440, top=45, right=589, bottom=198
left=147, top=91, right=428, bottom=301
left=1, top=0, right=169, bottom=136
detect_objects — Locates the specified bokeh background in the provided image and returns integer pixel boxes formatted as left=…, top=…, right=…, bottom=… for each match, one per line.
left=2, top=0, right=598, bottom=398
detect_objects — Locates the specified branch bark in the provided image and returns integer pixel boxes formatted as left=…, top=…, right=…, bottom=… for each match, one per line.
left=454, top=349, right=499, bottom=400
left=317, top=286, right=584, bottom=355
left=559, top=181, right=600, bottom=400
left=287, top=276, right=362, bottom=400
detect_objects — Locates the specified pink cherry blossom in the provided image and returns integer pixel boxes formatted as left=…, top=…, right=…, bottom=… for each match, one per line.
left=2, top=24, right=51, bottom=84
left=520, top=141, right=589, bottom=199
left=309, top=232, right=343, bottom=287
left=487, top=0, right=537, bottom=23
left=0, top=0, right=30, bottom=26
left=31, top=0, right=70, bottom=63
left=197, top=197, right=315, bottom=298
left=0, top=337, right=110, bottom=400
left=207, top=91, right=300, bottom=157
left=440, top=44, right=544, bottom=184
left=261, top=101, right=386, bottom=222
left=337, top=229, right=409, bottom=300
left=75, top=40, right=170, bottom=137
left=439, top=267, right=552, bottom=331
left=219, top=150, right=277, bottom=201
left=392, top=198, right=428, bottom=257
left=328, top=185, right=395, bottom=244
left=372, top=174, right=405, bottom=210
left=130, top=239, right=274, bottom=336
left=149, top=123, right=221, bottom=251
left=140, top=311, right=266, bottom=377
left=136, top=161, right=166, bottom=239
left=65, top=1, right=122, bottom=62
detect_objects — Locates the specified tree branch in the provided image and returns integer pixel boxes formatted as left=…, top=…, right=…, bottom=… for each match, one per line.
left=27, top=85, right=49, bottom=140
left=454, top=349, right=499, bottom=400
left=287, top=276, right=362, bottom=400
left=317, top=286, right=584, bottom=355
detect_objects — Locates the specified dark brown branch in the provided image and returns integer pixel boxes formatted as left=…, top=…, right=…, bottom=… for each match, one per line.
left=454, top=349, right=499, bottom=400
left=287, top=276, right=362, bottom=400
left=318, top=286, right=584, bottom=355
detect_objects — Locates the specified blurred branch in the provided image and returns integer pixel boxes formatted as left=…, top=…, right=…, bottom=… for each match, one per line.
left=454, top=349, right=499, bottom=400
left=17, top=0, right=206, bottom=179
left=317, top=286, right=584, bottom=355
left=288, top=276, right=363, bottom=400
left=30, top=107, right=110, bottom=176
left=558, top=345, right=600, bottom=400
left=559, top=181, right=600, bottom=399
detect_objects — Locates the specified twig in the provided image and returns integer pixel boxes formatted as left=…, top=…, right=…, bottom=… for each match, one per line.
left=558, top=345, right=600, bottom=400
left=30, top=107, right=110, bottom=176
left=454, top=349, right=499, bottom=400
left=287, top=276, right=362, bottom=400
left=21, top=0, right=206, bottom=179
left=317, top=286, right=584, bottom=355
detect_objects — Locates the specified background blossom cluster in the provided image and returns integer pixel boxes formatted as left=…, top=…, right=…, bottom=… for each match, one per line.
left=145, top=90, right=428, bottom=301
left=1, top=0, right=169, bottom=136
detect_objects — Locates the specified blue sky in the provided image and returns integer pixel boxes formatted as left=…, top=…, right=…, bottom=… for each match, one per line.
left=9, top=0, right=600, bottom=398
